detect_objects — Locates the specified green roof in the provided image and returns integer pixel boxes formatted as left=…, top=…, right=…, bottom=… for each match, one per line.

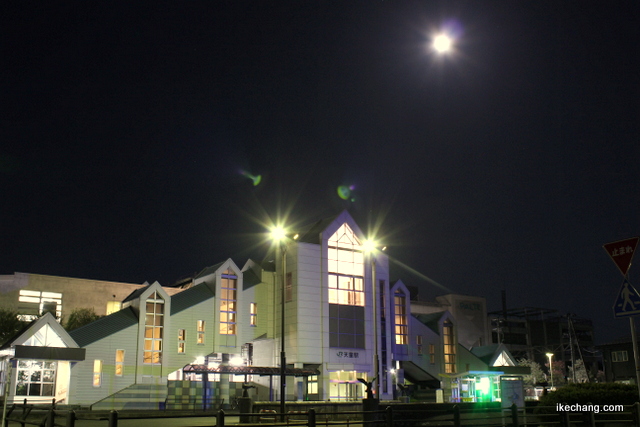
left=69, top=307, right=139, bottom=347
left=171, top=284, right=215, bottom=315
left=122, top=284, right=150, bottom=303
left=195, top=262, right=225, bottom=279
left=413, top=312, right=446, bottom=334
left=243, top=267, right=262, bottom=290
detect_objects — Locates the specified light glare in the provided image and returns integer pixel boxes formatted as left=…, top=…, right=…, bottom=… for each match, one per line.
left=363, top=239, right=377, bottom=253
left=433, top=34, right=452, bottom=53
left=270, top=226, right=287, bottom=241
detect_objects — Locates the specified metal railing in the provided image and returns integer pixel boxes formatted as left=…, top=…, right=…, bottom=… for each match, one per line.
left=6, top=400, right=640, bottom=427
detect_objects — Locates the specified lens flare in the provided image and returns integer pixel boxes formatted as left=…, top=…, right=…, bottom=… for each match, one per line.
left=240, top=170, right=262, bottom=186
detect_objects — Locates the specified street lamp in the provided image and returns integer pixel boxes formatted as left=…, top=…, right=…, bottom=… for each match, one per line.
left=432, top=33, right=453, bottom=53
left=546, top=353, right=554, bottom=389
left=363, top=239, right=381, bottom=399
left=270, top=226, right=288, bottom=417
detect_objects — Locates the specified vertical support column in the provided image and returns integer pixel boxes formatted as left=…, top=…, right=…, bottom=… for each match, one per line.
left=108, top=410, right=118, bottom=427
left=385, top=406, right=393, bottom=427
left=510, top=403, right=518, bottom=427
left=630, top=317, right=640, bottom=398
left=453, top=405, right=460, bottom=427
left=220, top=373, right=230, bottom=410
left=65, top=410, right=75, bottom=427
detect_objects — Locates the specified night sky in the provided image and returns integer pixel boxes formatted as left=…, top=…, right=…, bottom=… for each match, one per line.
left=2, top=2, right=638, bottom=344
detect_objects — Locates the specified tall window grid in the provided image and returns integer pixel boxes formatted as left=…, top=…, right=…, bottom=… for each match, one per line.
left=143, top=291, right=164, bottom=364
left=394, top=291, right=408, bottom=345
left=178, top=329, right=186, bottom=353
left=443, top=321, right=456, bottom=373
left=250, top=303, right=257, bottom=326
left=93, top=360, right=102, bottom=387
left=115, top=350, right=124, bottom=376
left=328, top=223, right=364, bottom=306
left=197, top=321, right=205, bottom=344
left=219, top=269, right=237, bottom=335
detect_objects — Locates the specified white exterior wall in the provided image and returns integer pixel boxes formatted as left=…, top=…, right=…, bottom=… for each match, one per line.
left=69, top=323, right=139, bottom=406
left=294, top=242, right=323, bottom=364
left=408, top=317, right=443, bottom=380
left=165, top=297, right=216, bottom=374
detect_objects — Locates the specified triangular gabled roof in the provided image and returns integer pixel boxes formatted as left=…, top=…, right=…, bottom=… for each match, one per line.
left=0, top=312, right=79, bottom=350
left=470, top=343, right=517, bottom=367
left=296, top=216, right=339, bottom=244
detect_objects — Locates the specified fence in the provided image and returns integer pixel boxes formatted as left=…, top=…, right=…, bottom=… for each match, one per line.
left=5, top=400, right=640, bottom=427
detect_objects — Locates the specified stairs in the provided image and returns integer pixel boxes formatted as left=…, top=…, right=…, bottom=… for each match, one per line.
left=91, top=384, right=167, bottom=410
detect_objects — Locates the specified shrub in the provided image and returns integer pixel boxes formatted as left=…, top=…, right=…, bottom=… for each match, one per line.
left=538, top=383, right=639, bottom=407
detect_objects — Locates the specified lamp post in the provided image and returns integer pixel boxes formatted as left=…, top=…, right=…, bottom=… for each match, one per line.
left=270, top=226, right=287, bottom=417
left=363, top=239, right=380, bottom=399
left=546, top=353, right=554, bottom=389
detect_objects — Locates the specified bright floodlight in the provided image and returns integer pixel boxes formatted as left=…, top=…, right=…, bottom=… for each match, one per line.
left=230, top=356, right=244, bottom=366
left=433, top=34, right=452, bottom=53
left=363, top=239, right=377, bottom=253
left=270, top=226, right=286, bottom=242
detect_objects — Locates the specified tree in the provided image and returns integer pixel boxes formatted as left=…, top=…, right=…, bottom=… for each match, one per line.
left=518, top=358, right=545, bottom=386
left=64, top=308, right=101, bottom=331
left=568, top=359, right=590, bottom=383
left=548, top=359, right=567, bottom=386
left=0, top=308, right=28, bottom=345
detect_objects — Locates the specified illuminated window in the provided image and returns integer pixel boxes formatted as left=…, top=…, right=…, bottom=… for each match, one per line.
left=106, top=301, right=121, bottom=315
left=443, top=321, right=456, bottom=373
left=250, top=303, right=257, bottom=326
left=143, top=291, right=164, bottom=364
left=93, top=360, right=102, bottom=387
left=219, top=269, right=237, bottom=335
left=416, top=335, right=423, bottom=355
left=429, top=344, right=436, bottom=364
left=15, top=360, right=56, bottom=396
left=307, top=375, right=318, bottom=394
left=197, top=321, right=205, bottom=344
left=612, top=351, right=628, bottom=362
left=328, top=223, right=364, bottom=306
left=394, top=291, right=408, bottom=345
left=18, top=290, right=62, bottom=320
left=178, top=329, right=186, bottom=352
left=115, top=350, right=124, bottom=376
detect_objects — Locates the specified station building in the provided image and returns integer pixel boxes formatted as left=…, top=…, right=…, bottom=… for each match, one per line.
left=0, top=211, right=523, bottom=408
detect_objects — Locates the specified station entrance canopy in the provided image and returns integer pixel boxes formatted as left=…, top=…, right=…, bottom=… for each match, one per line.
left=183, top=364, right=319, bottom=377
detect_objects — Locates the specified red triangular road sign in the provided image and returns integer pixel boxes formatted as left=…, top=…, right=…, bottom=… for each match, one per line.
left=604, top=237, right=640, bottom=277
